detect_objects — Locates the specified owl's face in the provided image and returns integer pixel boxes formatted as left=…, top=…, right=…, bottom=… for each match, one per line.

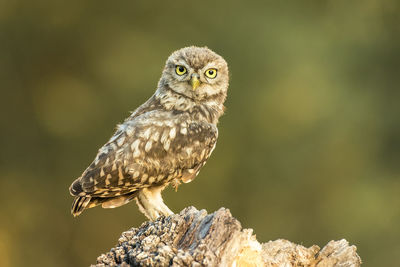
left=161, top=46, right=229, bottom=101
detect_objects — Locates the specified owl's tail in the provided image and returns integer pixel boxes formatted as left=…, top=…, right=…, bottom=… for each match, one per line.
left=72, top=191, right=140, bottom=216
left=71, top=196, right=91, bottom=217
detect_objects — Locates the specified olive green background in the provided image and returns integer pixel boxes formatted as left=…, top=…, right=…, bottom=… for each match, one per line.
left=1, top=1, right=399, bottom=266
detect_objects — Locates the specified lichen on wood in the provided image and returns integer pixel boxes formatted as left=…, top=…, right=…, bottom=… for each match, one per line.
left=93, top=207, right=361, bottom=266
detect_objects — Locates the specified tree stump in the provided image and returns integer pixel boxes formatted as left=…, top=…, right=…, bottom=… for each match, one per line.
left=93, top=207, right=361, bottom=266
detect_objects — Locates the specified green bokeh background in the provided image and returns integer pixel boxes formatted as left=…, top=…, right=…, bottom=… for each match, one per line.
left=1, top=1, right=399, bottom=266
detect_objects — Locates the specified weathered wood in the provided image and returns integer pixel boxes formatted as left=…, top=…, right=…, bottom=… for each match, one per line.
left=94, top=207, right=361, bottom=266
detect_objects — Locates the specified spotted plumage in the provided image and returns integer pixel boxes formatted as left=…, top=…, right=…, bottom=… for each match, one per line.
left=69, top=46, right=229, bottom=220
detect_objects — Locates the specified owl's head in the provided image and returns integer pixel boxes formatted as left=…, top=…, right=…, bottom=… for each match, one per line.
left=160, top=46, right=229, bottom=102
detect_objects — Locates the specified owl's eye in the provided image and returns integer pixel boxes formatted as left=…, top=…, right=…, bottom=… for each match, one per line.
left=205, top=68, right=217, bottom=79
left=175, top=65, right=187, bottom=76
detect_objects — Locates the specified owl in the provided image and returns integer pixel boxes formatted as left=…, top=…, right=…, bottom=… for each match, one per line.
left=69, top=46, right=229, bottom=220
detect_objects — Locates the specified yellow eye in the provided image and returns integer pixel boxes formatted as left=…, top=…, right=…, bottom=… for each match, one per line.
left=205, top=68, right=217, bottom=79
left=175, top=65, right=187, bottom=75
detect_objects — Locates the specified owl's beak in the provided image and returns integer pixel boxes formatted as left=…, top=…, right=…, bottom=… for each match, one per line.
left=190, top=76, right=200, bottom=90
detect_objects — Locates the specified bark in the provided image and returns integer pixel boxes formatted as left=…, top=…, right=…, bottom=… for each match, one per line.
left=93, top=207, right=361, bottom=267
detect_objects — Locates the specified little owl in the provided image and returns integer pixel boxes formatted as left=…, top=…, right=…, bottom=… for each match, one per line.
left=69, top=46, right=229, bottom=220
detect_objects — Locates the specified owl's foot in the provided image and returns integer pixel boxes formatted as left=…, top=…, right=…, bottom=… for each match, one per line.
left=171, top=178, right=181, bottom=192
left=136, top=186, right=173, bottom=221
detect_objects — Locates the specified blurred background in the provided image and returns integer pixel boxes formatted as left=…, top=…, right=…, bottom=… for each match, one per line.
left=1, top=0, right=399, bottom=266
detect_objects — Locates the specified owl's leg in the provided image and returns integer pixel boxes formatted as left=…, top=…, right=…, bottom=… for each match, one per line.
left=135, top=186, right=173, bottom=221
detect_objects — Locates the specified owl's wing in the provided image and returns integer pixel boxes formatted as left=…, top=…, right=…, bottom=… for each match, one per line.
left=69, top=130, right=142, bottom=198
left=70, top=110, right=218, bottom=198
